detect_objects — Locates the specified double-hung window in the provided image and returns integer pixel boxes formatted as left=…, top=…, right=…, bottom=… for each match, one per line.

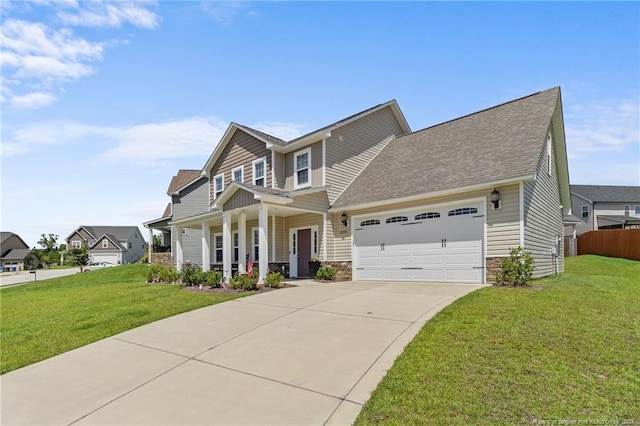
left=253, top=158, right=266, bottom=187
left=294, top=148, right=310, bottom=189
left=214, top=234, right=223, bottom=263
left=252, top=227, right=260, bottom=261
left=232, top=166, right=244, bottom=183
left=582, top=205, right=589, bottom=218
left=214, top=173, right=224, bottom=199
left=71, top=240, right=81, bottom=249
left=233, top=232, right=239, bottom=263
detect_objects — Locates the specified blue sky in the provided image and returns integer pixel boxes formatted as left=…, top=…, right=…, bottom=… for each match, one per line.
left=2, top=1, right=639, bottom=248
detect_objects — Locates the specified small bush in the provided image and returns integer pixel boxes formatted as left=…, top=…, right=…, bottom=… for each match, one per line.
left=229, top=273, right=258, bottom=291
left=204, top=270, right=223, bottom=288
left=143, top=264, right=162, bottom=283
left=264, top=271, right=284, bottom=288
left=495, top=246, right=535, bottom=286
left=159, top=265, right=179, bottom=284
left=181, top=264, right=205, bottom=286
left=316, top=266, right=336, bottom=280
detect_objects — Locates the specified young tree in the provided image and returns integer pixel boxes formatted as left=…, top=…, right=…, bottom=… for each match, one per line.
left=153, top=234, right=162, bottom=252
left=37, top=234, right=59, bottom=252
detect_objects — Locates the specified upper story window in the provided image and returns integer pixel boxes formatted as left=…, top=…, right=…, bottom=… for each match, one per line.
left=102, top=238, right=109, bottom=248
left=624, top=205, right=630, bottom=216
left=582, top=205, right=589, bottom=218
left=635, top=205, right=640, bottom=215
left=232, top=166, right=244, bottom=183
left=71, top=240, right=81, bottom=249
left=294, top=148, right=311, bottom=189
left=214, top=173, right=224, bottom=199
left=253, top=157, right=266, bottom=187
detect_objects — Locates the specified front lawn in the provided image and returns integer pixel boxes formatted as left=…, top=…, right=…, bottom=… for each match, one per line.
left=0, top=264, right=250, bottom=374
left=355, top=255, right=640, bottom=425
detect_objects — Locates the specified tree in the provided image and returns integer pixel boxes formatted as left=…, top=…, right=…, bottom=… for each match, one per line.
left=67, top=247, right=89, bottom=267
left=58, top=243, right=67, bottom=251
left=153, top=234, right=162, bottom=252
left=37, top=234, right=59, bottom=252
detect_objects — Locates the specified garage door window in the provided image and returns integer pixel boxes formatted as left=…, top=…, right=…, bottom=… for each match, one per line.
left=360, top=219, right=380, bottom=226
left=448, top=207, right=478, bottom=216
left=415, top=212, right=440, bottom=220
left=386, top=216, right=408, bottom=223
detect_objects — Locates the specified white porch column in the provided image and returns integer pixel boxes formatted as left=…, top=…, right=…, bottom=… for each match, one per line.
left=148, top=227, right=153, bottom=264
left=238, top=212, right=247, bottom=274
left=201, top=222, right=210, bottom=272
left=258, top=203, right=269, bottom=284
left=174, top=225, right=184, bottom=271
left=222, top=212, right=232, bottom=280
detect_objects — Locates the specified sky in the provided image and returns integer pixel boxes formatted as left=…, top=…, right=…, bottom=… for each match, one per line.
left=1, top=1, right=639, bottom=248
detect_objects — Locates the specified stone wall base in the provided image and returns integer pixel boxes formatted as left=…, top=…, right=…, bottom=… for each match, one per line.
left=151, top=253, right=173, bottom=267
left=320, top=261, right=352, bottom=281
left=485, top=257, right=502, bottom=284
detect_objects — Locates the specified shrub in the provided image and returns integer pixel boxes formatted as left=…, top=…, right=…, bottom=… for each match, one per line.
left=204, top=270, right=223, bottom=288
left=180, top=264, right=205, bottom=286
left=264, top=271, right=284, bottom=288
left=495, top=246, right=535, bottom=286
left=159, top=265, right=179, bottom=284
left=143, top=264, right=162, bottom=283
left=316, top=266, right=336, bottom=280
left=229, top=273, right=258, bottom=291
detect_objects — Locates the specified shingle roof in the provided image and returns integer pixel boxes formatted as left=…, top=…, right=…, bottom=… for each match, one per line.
left=1, top=249, right=34, bottom=261
left=235, top=124, right=288, bottom=147
left=83, top=226, right=142, bottom=242
left=233, top=182, right=287, bottom=196
left=332, top=87, right=560, bottom=209
left=571, top=185, right=640, bottom=203
left=167, top=170, right=202, bottom=194
left=161, top=203, right=172, bottom=218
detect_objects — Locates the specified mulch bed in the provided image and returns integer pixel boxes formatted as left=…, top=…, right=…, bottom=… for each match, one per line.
left=180, top=283, right=296, bottom=294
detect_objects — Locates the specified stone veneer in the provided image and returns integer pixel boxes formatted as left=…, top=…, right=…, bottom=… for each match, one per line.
left=151, top=253, right=173, bottom=267
left=320, top=261, right=352, bottom=281
left=485, top=257, right=502, bottom=284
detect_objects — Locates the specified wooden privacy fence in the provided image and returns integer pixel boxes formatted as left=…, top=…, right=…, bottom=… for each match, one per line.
left=577, top=229, right=640, bottom=261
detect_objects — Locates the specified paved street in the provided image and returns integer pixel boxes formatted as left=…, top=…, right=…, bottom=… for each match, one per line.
left=0, top=268, right=81, bottom=288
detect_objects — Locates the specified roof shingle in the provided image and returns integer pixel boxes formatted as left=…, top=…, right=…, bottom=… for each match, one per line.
left=167, top=170, right=202, bottom=194
left=571, top=185, right=640, bottom=203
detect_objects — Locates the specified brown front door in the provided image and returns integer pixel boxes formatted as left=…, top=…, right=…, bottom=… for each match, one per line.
left=297, top=229, right=312, bottom=277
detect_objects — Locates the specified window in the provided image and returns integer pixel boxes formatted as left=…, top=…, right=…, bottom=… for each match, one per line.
left=71, top=240, right=81, bottom=249
left=182, top=228, right=187, bottom=235
left=102, top=239, right=109, bottom=248
left=128, top=242, right=132, bottom=249
left=253, top=158, right=266, bottom=187
left=448, top=207, right=478, bottom=216
left=292, top=232, right=296, bottom=255
left=233, top=232, right=239, bottom=263
left=252, top=228, right=260, bottom=261
left=624, top=205, right=630, bottom=216
left=232, top=166, right=244, bottom=183
left=214, top=234, right=223, bottom=263
left=635, top=205, right=640, bottom=215
left=313, top=230, right=318, bottom=256
left=360, top=219, right=380, bottom=227
left=386, top=216, right=408, bottom=223
left=214, top=173, right=224, bottom=199
left=294, top=148, right=311, bottom=189
left=582, top=205, right=589, bottom=218
left=415, top=212, right=440, bottom=220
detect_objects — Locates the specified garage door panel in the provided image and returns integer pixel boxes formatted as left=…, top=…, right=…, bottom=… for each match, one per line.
left=411, top=269, right=446, bottom=281
left=383, top=269, right=412, bottom=281
left=445, top=268, right=483, bottom=283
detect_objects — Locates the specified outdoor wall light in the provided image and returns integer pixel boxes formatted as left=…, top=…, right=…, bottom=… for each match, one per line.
left=341, top=212, right=348, bottom=227
left=491, top=188, right=501, bottom=209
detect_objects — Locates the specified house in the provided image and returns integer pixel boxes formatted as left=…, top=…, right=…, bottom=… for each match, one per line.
left=65, top=226, right=146, bottom=264
left=0, top=232, right=40, bottom=271
left=147, top=87, right=571, bottom=284
left=569, top=185, right=640, bottom=235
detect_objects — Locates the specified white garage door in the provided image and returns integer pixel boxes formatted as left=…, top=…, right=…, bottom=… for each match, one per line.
left=354, top=203, right=484, bottom=283
left=91, top=253, right=120, bottom=265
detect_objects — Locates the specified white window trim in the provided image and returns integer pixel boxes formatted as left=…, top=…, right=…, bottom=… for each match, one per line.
left=294, top=147, right=311, bottom=189
left=251, top=226, right=260, bottom=261
left=582, top=205, right=589, bottom=218
left=214, top=233, right=223, bottom=264
left=71, top=240, right=81, bottom=249
left=252, top=157, right=266, bottom=187
left=547, top=133, right=553, bottom=176
left=232, top=166, right=244, bottom=183
left=213, top=173, right=224, bottom=199
left=102, top=238, right=109, bottom=248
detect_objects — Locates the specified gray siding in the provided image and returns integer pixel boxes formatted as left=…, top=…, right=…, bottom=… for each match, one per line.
left=209, top=130, right=272, bottom=200
left=172, top=178, right=209, bottom=221
left=326, top=106, right=405, bottom=204
left=284, top=141, right=323, bottom=191
left=570, top=193, right=593, bottom=235
left=223, top=189, right=259, bottom=211
left=523, top=128, right=564, bottom=278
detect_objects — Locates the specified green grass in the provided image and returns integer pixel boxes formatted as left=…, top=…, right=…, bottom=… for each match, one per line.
left=355, top=256, right=640, bottom=425
left=0, top=264, right=250, bottom=374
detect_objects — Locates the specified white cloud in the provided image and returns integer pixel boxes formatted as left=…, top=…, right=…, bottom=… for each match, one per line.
left=57, top=2, right=161, bottom=29
left=202, top=1, right=248, bottom=24
left=9, top=91, right=56, bottom=109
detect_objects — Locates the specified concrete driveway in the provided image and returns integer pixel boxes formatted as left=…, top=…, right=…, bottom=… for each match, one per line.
left=1, top=280, right=483, bottom=425
left=0, top=267, right=81, bottom=288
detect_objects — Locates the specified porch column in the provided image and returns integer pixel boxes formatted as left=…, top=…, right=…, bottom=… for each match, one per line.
left=258, top=203, right=269, bottom=284
left=238, top=212, right=247, bottom=274
left=201, top=222, right=210, bottom=271
left=174, top=225, right=184, bottom=271
left=148, top=227, right=153, bottom=264
left=223, top=212, right=232, bottom=280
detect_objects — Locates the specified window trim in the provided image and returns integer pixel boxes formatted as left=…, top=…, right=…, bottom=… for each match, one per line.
left=635, top=205, right=640, bottom=215
left=252, top=157, right=266, bottom=187
left=581, top=205, right=589, bottom=218
left=213, top=173, right=224, bottom=199
left=102, top=238, right=109, bottom=248
left=71, top=240, right=82, bottom=249
left=294, top=148, right=311, bottom=189
left=232, top=166, right=244, bottom=183
left=251, top=227, right=260, bottom=261
left=232, top=231, right=239, bottom=263
left=214, top=233, right=223, bottom=264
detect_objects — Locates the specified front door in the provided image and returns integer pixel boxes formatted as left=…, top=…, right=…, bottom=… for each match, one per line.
left=297, top=229, right=312, bottom=277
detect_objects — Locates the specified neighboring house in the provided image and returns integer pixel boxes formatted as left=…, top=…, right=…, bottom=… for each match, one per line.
left=0, top=232, right=40, bottom=271
left=65, top=226, right=146, bottom=264
left=147, top=87, right=571, bottom=284
left=569, top=185, right=640, bottom=235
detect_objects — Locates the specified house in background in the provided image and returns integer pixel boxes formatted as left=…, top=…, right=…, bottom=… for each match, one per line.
left=65, top=226, right=146, bottom=264
left=147, top=87, right=570, bottom=284
left=0, top=232, right=41, bottom=271
left=570, top=185, right=640, bottom=235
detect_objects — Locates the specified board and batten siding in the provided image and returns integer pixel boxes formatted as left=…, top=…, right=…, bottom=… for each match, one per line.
left=523, top=130, right=564, bottom=278
left=325, top=106, right=405, bottom=204
left=223, top=190, right=259, bottom=211
left=327, top=187, right=521, bottom=261
left=283, top=141, right=323, bottom=191
left=209, top=130, right=272, bottom=201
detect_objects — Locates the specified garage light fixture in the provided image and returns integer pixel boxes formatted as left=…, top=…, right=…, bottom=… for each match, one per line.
left=341, top=212, right=348, bottom=227
left=491, top=188, right=501, bottom=209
